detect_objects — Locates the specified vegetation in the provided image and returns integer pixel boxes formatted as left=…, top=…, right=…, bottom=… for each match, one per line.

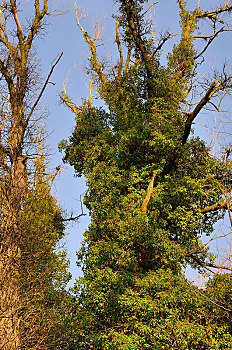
left=1, top=0, right=232, bottom=348
left=60, top=0, right=232, bottom=348
left=0, top=1, right=70, bottom=349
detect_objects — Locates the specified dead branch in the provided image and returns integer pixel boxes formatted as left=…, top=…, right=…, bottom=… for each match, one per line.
left=123, top=45, right=132, bottom=74
left=115, top=15, right=123, bottom=79
left=62, top=213, right=86, bottom=222
left=194, top=27, right=226, bottom=60
left=74, top=2, right=107, bottom=84
left=142, top=169, right=157, bottom=215
left=182, top=77, right=220, bottom=144
left=62, top=195, right=86, bottom=222
left=27, top=52, right=63, bottom=124
left=204, top=231, right=232, bottom=248
left=61, top=77, right=80, bottom=114
left=189, top=252, right=232, bottom=272
left=141, top=2, right=158, bottom=18
left=197, top=2, right=232, bottom=19
left=42, top=166, right=64, bottom=199
left=150, top=32, right=173, bottom=58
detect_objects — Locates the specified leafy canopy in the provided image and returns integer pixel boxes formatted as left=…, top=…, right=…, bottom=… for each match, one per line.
left=60, top=0, right=232, bottom=348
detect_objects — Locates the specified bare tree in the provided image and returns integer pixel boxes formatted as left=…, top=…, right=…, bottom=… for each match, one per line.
left=0, top=1, right=63, bottom=349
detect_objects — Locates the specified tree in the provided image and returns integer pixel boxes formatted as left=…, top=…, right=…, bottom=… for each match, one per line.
left=18, top=149, right=71, bottom=349
left=60, top=0, right=232, bottom=348
left=0, top=1, right=70, bottom=349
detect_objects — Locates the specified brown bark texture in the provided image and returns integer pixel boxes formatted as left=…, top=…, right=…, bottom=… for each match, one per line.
left=0, top=1, right=54, bottom=348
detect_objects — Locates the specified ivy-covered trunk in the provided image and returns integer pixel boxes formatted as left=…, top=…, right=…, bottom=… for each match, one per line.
left=61, top=0, right=232, bottom=348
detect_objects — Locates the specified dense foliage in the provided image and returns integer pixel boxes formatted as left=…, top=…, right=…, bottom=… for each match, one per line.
left=60, top=0, right=232, bottom=348
left=19, top=157, right=71, bottom=348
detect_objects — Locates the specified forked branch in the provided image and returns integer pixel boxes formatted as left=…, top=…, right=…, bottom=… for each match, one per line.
left=182, top=77, right=220, bottom=144
left=74, top=2, right=107, bottom=84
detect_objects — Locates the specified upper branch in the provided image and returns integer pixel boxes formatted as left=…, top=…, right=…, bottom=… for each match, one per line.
left=123, top=45, right=132, bottom=74
left=197, top=2, right=232, bottom=19
left=74, top=3, right=106, bottom=84
left=194, top=27, right=227, bottom=60
left=182, top=77, right=220, bottom=144
left=27, top=52, right=63, bottom=124
left=115, top=17, right=123, bottom=79
left=10, top=0, right=25, bottom=63
left=25, top=0, right=48, bottom=59
left=120, top=0, right=154, bottom=98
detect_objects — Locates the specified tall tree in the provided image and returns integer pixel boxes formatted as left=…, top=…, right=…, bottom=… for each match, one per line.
left=60, top=0, right=232, bottom=348
left=0, top=1, right=69, bottom=349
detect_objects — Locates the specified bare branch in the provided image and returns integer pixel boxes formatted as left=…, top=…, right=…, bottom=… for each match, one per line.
left=62, top=195, right=86, bottom=222
left=142, top=169, right=157, bottom=215
left=74, top=3, right=107, bottom=84
left=25, top=0, right=48, bottom=57
left=197, top=2, right=232, bottom=19
left=123, top=45, right=132, bottom=74
left=189, top=253, right=232, bottom=272
left=27, top=52, right=63, bottom=124
left=115, top=16, right=123, bottom=79
left=11, top=2, right=22, bottom=34
left=141, top=2, right=158, bottom=18
left=194, top=27, right=226, bottom=60
left=62, top=213, right=86, bottom=222
left=42, top=166, right=64, bottom=199
left=10, top=1, right=26, bottom=64
left=182, top=77, right=220, bottom=144
left=150, top=32, right=173, bottom=58
left=61, top=76, right=80, bottom=114
left=204, top=231, right=232, bottom=248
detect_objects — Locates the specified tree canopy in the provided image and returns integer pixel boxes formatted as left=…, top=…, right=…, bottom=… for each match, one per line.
left=60, top=0, right=232, bottom=348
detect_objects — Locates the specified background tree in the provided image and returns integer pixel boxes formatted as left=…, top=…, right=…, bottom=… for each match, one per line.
left=60, top=0, right=232, bottom=348
left=0, top=1, right=71, bottom=349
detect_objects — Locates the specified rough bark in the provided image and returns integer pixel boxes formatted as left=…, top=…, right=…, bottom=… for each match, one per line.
left=0, top=2, right=52, bottom=348
left=0, top=105, right=27, bottom=348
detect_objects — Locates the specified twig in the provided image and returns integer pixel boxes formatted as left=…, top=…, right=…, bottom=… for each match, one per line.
left=62, top=213, right=86, bottom=222
left=62, top=195, right=86, bottom=222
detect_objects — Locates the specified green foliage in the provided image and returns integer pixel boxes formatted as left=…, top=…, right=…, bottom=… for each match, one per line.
left=60, top=0, right=232, bottom=348
left=18, top=156, right=72, bottom=348
left=168, top=4, right=199, bottom=80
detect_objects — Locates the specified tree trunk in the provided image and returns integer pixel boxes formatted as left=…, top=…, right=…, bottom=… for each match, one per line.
left=0, top=241, right=21, bottom=349
left=0, top=151, right=27, bottom=349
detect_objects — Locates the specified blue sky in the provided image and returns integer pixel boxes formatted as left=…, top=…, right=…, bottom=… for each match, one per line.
left=36, top=0, right=118, bottom=284
left=30, top=0, right=232, bottom=285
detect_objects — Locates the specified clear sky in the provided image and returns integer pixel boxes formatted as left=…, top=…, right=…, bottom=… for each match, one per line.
left=35, top=0, right=118, bottom=284
left=32, top=0, right=232, bottom=286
